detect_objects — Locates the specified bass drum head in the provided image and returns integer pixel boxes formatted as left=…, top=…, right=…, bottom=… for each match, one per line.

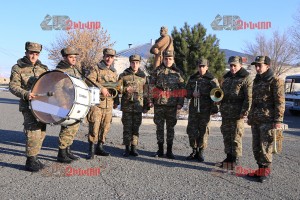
left=30, top=70, right=74, bottom=124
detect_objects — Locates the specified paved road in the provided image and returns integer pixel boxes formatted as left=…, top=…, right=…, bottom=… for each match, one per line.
left=0, top=91, right=299, bottom=199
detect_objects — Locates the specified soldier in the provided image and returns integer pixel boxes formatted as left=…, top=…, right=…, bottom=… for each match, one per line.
left=219, top=56, right=252, bottom=168
left=118, top=54, right=149, bottom=157
left=86, top=48, right=119, bottom=159
left=247, top=56, right=285, bottom=183
left=185, top=58, right=219, bottom=162
left=9, top=42, right=48, bottom=172
left=55, top=47, right=82, bottom=163
left=150, top=26, right=174, bottom=68
left=149, top=50, right=185, bottom=159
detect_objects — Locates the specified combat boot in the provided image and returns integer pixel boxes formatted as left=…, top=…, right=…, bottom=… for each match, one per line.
left=123, top=145, right=130, bottom=157
left=130, top=145, right=139, bottom=157
left=37, top=158, right=45, bottom=169
left=197, top=148, right=205, bottom=162
left=166, top=144, right=175, bottom=159
left=186, top=148, right=198, bottom=160
left=258, top=166, right=271, bottom=183
left=66, top=146, right=79, bottom=160
left=87, top=142, right=95, bottom=160
left=153, top=143, right=164, bottom=157
left=95, top=142, right=110, bottom=156
left=57, top=148, right=73, bottom=163
left=219, top=154, right=232, bottom=169
left=25, top=156, right=40, bottom=172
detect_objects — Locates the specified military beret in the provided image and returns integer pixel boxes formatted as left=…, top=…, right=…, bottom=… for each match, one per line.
left=61, top=47, right=79, bottom=57
left=129, top=54, right=141, bottom=62
left=103, top=48, right=116, bottom=56
left=228, top=56, right=242, bottom=65
left=251, top=56, right=271, bottom=65
left=25, top=42, right=42, bottom=52
left=163, top=50, right=174, bottom=57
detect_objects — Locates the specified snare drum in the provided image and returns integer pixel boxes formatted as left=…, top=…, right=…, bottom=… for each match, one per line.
left=30, top=70, right=91, bottom=126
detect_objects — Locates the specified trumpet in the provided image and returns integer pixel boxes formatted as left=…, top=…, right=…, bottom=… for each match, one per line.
left=194, top=81, right=200, bottom=113
left=101, top=82, right=122, bottom=98
left=210, top=88, right=224, bottom=102
left=272, top=128, right=284, bottom=154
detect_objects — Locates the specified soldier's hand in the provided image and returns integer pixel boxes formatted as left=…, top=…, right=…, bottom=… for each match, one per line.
left=193, top=92, right=200, bottom=98
left=113, top=104, right=118, bottom=109
left=148, top=103, right=154, bottom=108
left=28, top=92, right=36, bottom=100
left=101, top=87, right=111, bottom=97
left=273, top=123, right=282, bottom=129
left=126, top=86, right=134, bottom=93
left=177, top=105, right=182, bottom=110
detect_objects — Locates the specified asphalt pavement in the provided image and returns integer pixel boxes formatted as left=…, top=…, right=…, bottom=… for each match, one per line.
left=0, top=91, right=299, bottom=200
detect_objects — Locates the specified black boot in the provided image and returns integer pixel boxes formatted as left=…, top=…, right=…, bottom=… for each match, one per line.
left=57, top=148, right=73, bottom=163
left=87, top=142, right=95, bottom=160
left=259, top=166, right=271, bottom=183
left=186, top=148, right=198, bottom=160
left=25, top=156, right=40, bottom=172
left=66, top=146, right=79, bottom=160
left=37, top=158, right=45, bottom=169
left=95, top=142, right=110, bottom=156
left=219, top=154, right=232, bottom=169
left=231, top=155, right=239, bottom=166
left=123, top=145, right=130, bottom=157
left=130, top=145, right=139, bottom=157
left=166, top=144, right=175, bottom=159
left=153, top=143, right=164, bottom=157
left=197, top=148, right=205, bottom=162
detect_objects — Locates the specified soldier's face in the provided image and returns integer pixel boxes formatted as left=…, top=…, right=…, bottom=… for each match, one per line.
left=163, top=56, right=174, bottom=67
left=130, top=61, right=140, bottom=73
left=255, top=63, right=269, bottom=74
left=230, top=63, right=242, bottom=74
left=104, top=54, right=115, bottom=66
left=64, top=55, right=77, bottom=66
left=25, top=51, right=39, bottom=64
left=198, top=65, right=208, bottom=75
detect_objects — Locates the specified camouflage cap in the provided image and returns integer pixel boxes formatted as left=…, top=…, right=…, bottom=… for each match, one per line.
left=129, top=54, right=141, bottom=62
left=163, top=50, right=174, bottom=57
left=25, top=42, right=42, bottom=52
left=228, top=56, right=242, bottom=65
left=61, top=47, right=79, bottom=57
left=251, top=56, right=271, bottom=65
left=103, top=48, right=116, bottom=56
left=198, top=57, right=208, bottom=66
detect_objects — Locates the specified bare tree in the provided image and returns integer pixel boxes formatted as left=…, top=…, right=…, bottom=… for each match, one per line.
left=244, top=30, right=297, bottom=76
left=291, top=7, right=300, bottom=61
left=46, top=28, right=115, bottom=69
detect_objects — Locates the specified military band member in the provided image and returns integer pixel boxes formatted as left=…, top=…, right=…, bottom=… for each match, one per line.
left=247, top=56, right=285, bottom=183
left=9, top=42, right=48, bottom=172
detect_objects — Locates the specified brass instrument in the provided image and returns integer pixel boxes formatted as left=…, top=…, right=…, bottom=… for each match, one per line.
left=101, top=82, right=122, bottom=98
left=194, top=81, right=200, bottom=113
left=210, top=88, right=224, bottom=102
left=272, top=128, right=284, bottom=154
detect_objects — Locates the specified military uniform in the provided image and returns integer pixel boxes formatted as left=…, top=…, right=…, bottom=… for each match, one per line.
left=248, top=56, right=285, bottom=182
left=150, top=50, right=185, bottom=159
left=220, top=56, right=252, bottom=165
left=186, top=59, right=219, bottom=161
left=118, top=55, right=148, bottom=156
left=55, top=47, right=82, bottom=163
left=9, top=42, right=48, bottom=172
left=86, top=48, right=119, bottom=157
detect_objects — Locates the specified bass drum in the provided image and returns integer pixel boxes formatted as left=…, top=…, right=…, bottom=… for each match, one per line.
left=30, top=70, right=91, bottom=126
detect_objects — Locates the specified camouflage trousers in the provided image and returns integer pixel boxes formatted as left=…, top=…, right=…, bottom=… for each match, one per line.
left=220, top=118, right=244, bottom=157
left=87, top=106, right=112, bottom=144
left=58, top=122, right=80, bottom=149
left=22, top=111, right=46, bottom=157
left=251, top=123, right=274, bottom=166
left=154, top=105, right=177, bottom=145
left=186, top=112, right=211, bottom=149
left=121, top=112, right=142, bottom=146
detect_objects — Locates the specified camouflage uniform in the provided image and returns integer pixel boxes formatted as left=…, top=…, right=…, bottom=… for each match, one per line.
left=118, top=67, right=147, bottom=146
left=248, top=66, right=285, bottom=168
left=220, top=65, right=252, bottom=158
left=9, top=42, right=48, bottom=171
left=86, top=60, right=119, bottom=144
left=186, top=71, right=219, bottom=149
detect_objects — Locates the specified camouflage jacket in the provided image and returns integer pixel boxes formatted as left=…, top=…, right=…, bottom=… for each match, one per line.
left=248, top=69, right=285, bottom=124
left=150, top=63, right=185, bottom=107
left=87, top=60, right=119, bottom=109
left=55, top=60, right=82, bottom=79
left=220, top=67, right=252, bottom=119
left=9, top=56, right=48, bottom=112
left=118, top=67, right=148, bottom=113
left=186, top=71, right=219, bottom=114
